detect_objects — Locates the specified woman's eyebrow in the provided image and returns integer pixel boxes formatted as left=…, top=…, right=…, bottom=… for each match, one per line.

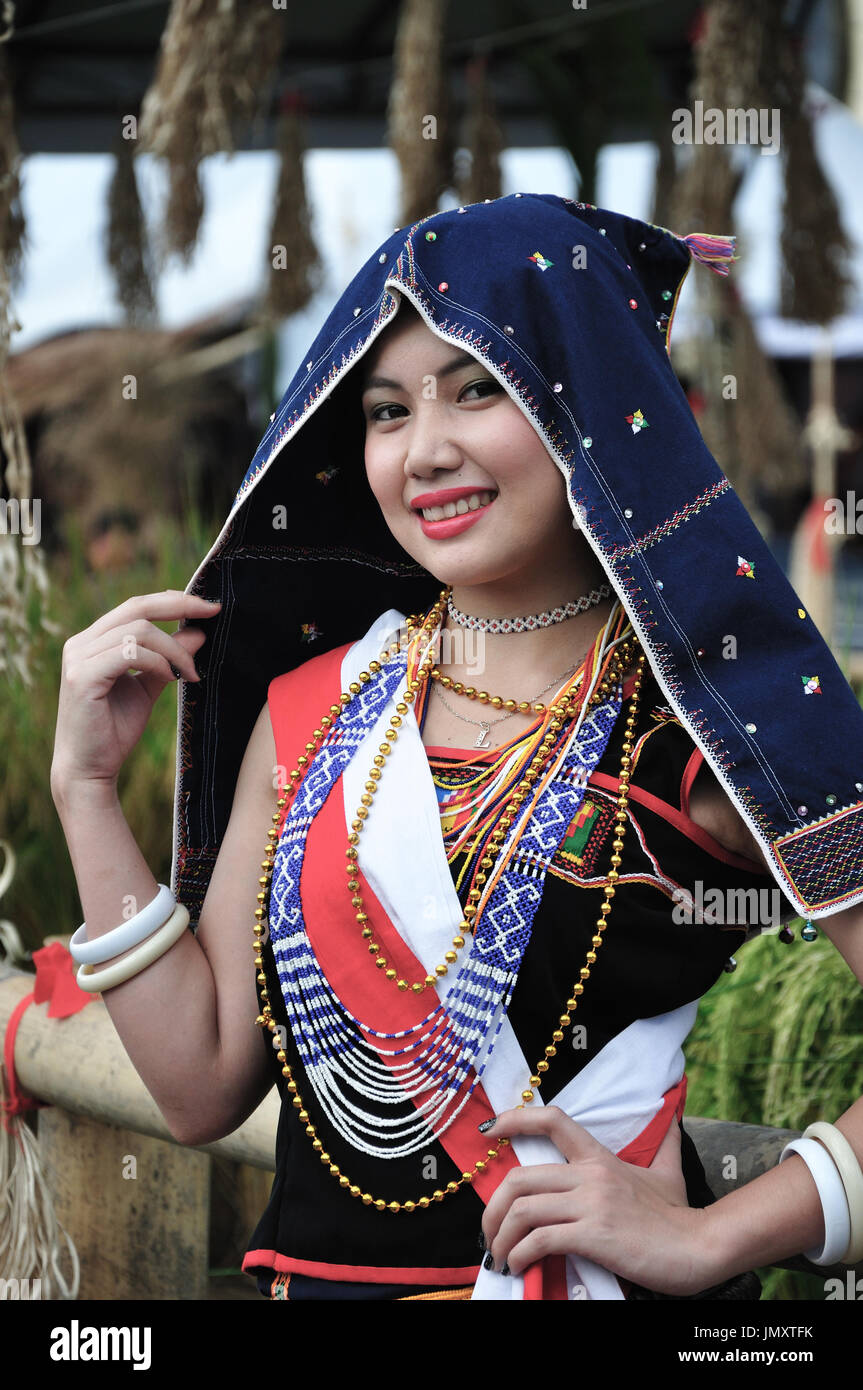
left=360, top=352, right=481, bottom=394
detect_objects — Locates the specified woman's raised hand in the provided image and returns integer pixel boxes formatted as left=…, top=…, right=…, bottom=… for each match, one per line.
left=51, top=591, right=222, bottom=795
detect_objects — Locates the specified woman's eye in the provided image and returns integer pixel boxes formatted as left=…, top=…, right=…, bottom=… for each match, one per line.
left=461, top=378, right=502, bottom=401
left=369, top=402, right=407, bottom=423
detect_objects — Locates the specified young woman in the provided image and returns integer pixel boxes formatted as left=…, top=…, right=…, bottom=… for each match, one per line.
left=51, top=194, right=863, bottom=1301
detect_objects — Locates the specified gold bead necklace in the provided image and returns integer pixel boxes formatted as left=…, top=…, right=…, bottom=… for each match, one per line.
left=254, top=588, right=646, bottom=1212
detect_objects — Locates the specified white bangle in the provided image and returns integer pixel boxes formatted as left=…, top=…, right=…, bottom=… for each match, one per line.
left=803, top=1122, right=863, bottom=1265
left=70, top=883, right=176, bottom=964
left=779, top=1136, right=851, bottom=1266
left=76, top=903, right=190, bottom=993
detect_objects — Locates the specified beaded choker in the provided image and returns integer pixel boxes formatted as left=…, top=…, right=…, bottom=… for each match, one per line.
left=447, top=584, right=612, bottom=633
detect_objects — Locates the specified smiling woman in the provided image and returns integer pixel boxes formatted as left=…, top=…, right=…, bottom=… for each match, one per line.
left=53, top=194, right=863, bottom=1304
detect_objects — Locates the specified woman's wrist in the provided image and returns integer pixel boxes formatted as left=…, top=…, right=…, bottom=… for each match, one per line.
left=697, top=1151, right=827, bottom=1284
left=51, top=771, right=120, bottom=814
left=673, top=1205, right=736, bottom=1294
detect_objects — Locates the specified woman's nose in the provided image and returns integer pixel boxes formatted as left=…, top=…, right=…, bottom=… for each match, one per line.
left=403, top=407, right=463, bottom=475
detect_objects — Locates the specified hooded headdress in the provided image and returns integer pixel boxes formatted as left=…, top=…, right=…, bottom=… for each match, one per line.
left=171, top=192, right=863, bottom=924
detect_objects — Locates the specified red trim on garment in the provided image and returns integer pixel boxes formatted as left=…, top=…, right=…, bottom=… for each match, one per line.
left=523, top=1254, right=570, bottom=1300
left=617, top=1075, right=687, bottom=1166
left=680, top=747, right=702, bottom=817
left=425, top=745, right=496, bottom=758
left=590, top=772, right=770, bottom=875
left=268, top=642, right=354, bottom=839
left=241, top=1249, right=481, bottom=1285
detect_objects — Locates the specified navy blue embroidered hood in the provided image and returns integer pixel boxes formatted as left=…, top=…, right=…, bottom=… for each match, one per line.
left=172, top=191, right=863, bottom=920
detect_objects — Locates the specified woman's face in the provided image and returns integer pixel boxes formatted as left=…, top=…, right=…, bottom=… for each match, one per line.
left=361, top=308, right=579, bottom=590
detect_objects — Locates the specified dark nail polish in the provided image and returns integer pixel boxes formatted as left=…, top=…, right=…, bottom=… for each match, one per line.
left=501, top=1262, right=511, bottom=1277
left=477, top=1231, right=488, bottom=1252
left=483, top=1252, right=494, bottom=1271
left=170, top=664, right=181, bottom=679
left=478, top=1117, right=497, bottom=1134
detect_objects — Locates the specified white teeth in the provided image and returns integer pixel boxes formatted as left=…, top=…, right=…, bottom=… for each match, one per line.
left=421, top=490, right=496, bottom=521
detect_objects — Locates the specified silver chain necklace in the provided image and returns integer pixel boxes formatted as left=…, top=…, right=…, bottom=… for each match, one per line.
left=430, top=659, right=584, bottom=749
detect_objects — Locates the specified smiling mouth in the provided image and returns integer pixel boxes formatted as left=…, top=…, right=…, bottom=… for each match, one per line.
left=417, top=489, right=498, bottom=521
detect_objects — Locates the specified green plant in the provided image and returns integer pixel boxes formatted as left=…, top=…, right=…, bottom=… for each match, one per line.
left=686, top=926, right=863, bottom=1300
left=0, top=501, right=222, bottom=953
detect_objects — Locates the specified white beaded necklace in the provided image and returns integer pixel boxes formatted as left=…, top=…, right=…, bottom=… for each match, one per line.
left=447, top=584, right=611, bottom=634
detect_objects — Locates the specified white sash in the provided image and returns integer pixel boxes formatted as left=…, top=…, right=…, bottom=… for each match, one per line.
left=341, top=609, right=698, bottom=1300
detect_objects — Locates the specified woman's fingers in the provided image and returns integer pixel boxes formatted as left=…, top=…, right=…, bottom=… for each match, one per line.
left=66, top=591, right=221, bottom=649
left=494, top=1217, right=580, bottom=1278
left=482, top=1162, right=579, bottom=1239
left=74, top=638, right=189, bottom=702
left=484, top=1180, right=585, bottom=1272
left=75, top=618, right=203, bottom=686
left=481, top=1104, right=605, bottom=1163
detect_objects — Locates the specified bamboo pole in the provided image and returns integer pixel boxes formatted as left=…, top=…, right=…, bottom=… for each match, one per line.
left=3, top=965, right=860, bottom=1285
left=0, top=965, right=279, bottom=1170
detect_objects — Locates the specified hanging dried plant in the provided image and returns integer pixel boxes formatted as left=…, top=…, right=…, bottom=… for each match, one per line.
left=670, top=0, right=767, bottom=235
left=0, top=47, right=25, bottom=295
left=265, top=93, right=323, bottom=322
left=669, top=0, right=808, bottom=506
left=106, top=131, right=158, bottom=326
left=387, top=0, right=452, bottom=226
left=455, top=54, right=503, bottom=207
left=760, top=33, right=852, bottom=324
left=138, top=0, right=286, bottom=263
left=675, top=0, right=852, bottom=324
left=0, top=43, right=58, bottom=687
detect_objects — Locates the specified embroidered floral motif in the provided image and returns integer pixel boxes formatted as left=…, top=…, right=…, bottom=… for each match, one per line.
left=315, top=467, right=339, bottom=485
left=802, top=675, right=822, bottom=695
left=737, top=556, right=755, bottom=578
left=625, top=409, right=649, bottom=433
left=300, top=622, right=322, bottom=642
left=528, top=252, right=554, bottom=270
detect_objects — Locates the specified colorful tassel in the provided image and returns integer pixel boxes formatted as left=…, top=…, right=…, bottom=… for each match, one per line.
left=677, top=232, right=738, bottom=277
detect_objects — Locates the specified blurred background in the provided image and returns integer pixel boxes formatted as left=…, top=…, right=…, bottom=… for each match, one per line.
left=1, top=0, right=862, bottom=1302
